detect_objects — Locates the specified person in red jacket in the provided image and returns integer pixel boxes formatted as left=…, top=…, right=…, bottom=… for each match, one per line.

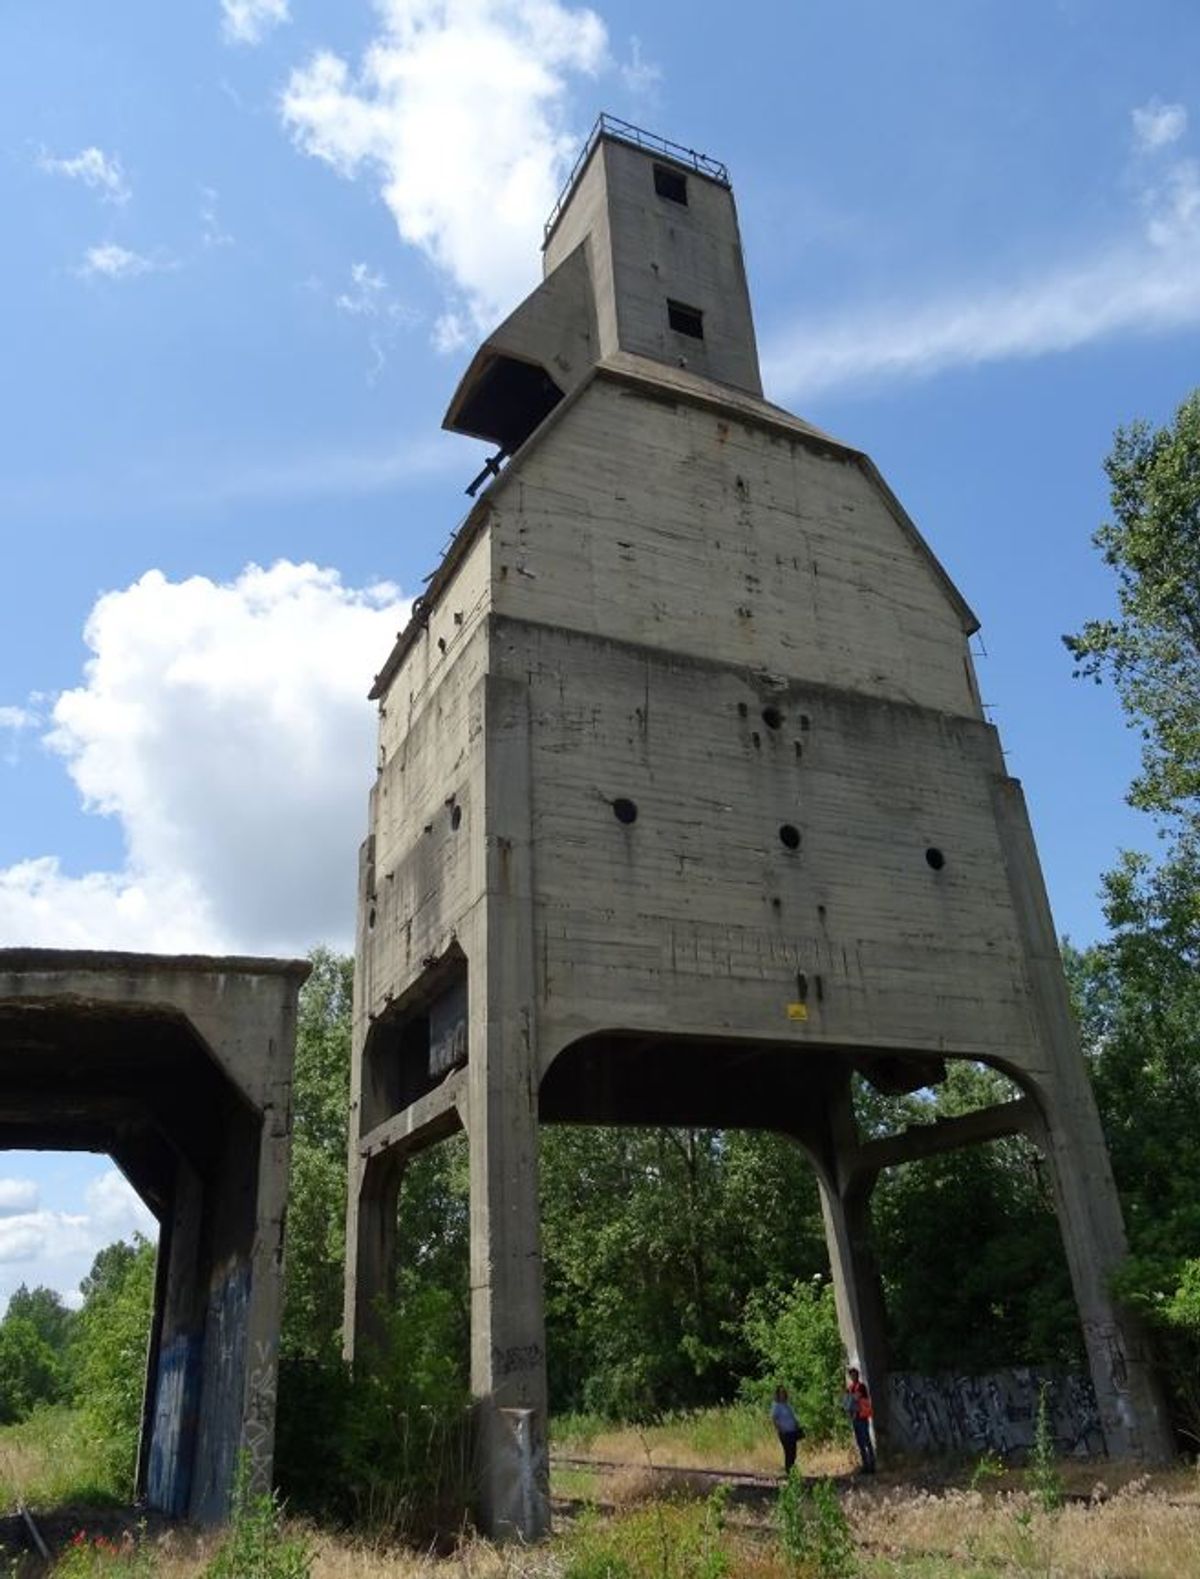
left=844, top=1367, right=876, bottom=1474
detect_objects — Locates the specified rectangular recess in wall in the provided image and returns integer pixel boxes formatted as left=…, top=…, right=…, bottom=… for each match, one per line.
left=653, top=163, right=688, bottom=205
left=667, top=299, right=704, bottom=339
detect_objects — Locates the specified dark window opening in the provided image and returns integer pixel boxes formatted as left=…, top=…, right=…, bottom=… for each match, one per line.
left=667, top=299, right=704, bottom=339
left=653, top=164, right=688, bottom=205
left=779, top=824, right=801, bottom=851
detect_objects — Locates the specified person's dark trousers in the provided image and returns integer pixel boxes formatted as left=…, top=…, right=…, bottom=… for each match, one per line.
left=852, top=1416, right=876, bottom=1472
left=779, top=1429, right=801, bottom=1471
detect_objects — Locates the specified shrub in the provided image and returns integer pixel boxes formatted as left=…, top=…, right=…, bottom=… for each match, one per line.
left=204, top=1457, right=311, bottom=1579
left=71, top=1238, right=156, bottom=1497
left=777, top=1472, right=856, bottom=1578
left=742, top=1279, right=846, bottom=1441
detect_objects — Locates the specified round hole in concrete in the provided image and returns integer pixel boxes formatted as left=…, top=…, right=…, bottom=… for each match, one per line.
left=450, top=804, right=462, bottom=831
left=613, top=798, right=638, bottom=825
left=762, top=706, right=783, bottom=730
left=925, top=846, right=946, bottom=870
left=779, top=824, right=801, bottom=851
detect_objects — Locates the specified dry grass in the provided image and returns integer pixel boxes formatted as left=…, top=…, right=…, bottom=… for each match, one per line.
left=849, top=1473, right=1200, bottom=1577
left=552, top=1405, right=853, bottom=1479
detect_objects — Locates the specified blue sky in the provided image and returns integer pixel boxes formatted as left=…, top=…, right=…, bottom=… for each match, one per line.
left=1, top=0, right=1198, bottom=1305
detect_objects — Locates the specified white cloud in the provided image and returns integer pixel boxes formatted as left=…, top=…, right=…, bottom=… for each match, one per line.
left=335, top=262, right=418, bottom=377
left=222, top=0, right=291, bottom=45
left=0, top=561, right=408, bottom=955
left=0, top=1167, right=155, bottom=1312
left=0, top=1180, right=39, bottom=1218
left=764, top=127, right=1200, bottom=402
left=39, top=146, right=130, bottom=205
left=1132, top=99, right=1187, bottom=153
left=76, top=243, right=164, bottom=282
left=281, top=0, right=608, bottom=334
left=85, top=1170, right=156, bottom=1239
left=336, top=261, right=390, bottom=315
left=0, top=706, right=36, bottom=732
left=200, top=186, right=235, bottom=248
left=620, top=36, right=661, bottom=97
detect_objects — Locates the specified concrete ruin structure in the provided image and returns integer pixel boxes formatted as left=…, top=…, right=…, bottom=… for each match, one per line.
left=345, top=116, right=1173, bottom=1539
left=0, top=949, right=306, bottom=1523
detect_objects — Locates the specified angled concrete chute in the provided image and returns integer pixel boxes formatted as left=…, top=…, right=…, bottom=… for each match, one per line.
left=347, top=117, right=1174, bottom=1541
left=0, top=949, right=307, bottom=1524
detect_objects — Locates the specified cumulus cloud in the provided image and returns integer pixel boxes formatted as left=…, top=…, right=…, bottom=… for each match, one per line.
left=85, top=1170, right=156, bottom=1238
left=764, top=106, right=1200, bottom=402
left=76, top=243, right=165, bottom=282
left=0, top=1167, right=155, bottom=1311
left=222, top=0, right=291, bottom=45
left=0, top=706, right=36, bottom=732
left=39, top=146, right=130, bottom=205
left=0, top=561, right=408, bottom=955
left=281, top=0, right=607, bottom=334
left=0, top=1180, right=39, bottom=1217
left=1132, top=99, right=1187, bottom=153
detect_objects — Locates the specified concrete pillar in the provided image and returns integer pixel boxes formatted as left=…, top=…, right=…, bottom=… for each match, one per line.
left=817, top=1174, right=890, bottom=1443
left=466, top=674, right=550, bottom=1540
left=344, top=1151, right=404, bottom=1365
left=801, top=1072, right=891, bottom=1444
left=991, top=776, right=1174, bottom=1462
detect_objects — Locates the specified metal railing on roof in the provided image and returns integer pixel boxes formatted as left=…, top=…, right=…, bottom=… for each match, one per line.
left=543, top=113, right=731, bottom=244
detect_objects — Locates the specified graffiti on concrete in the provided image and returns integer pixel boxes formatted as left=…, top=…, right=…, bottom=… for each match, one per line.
left=888, top=1368, right=1104, bottom=1459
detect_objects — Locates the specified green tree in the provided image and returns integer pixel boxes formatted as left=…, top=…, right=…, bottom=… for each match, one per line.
left=1063, top=388, right=1200, bottom=1446
left=71, top=1233, right=156, bottom=1492
left=865, top=1064, right=1078, bottom=1372
left=0, top=1317, right=67, bottom=1423
left=5, top=1283, right=75, bottom=1355
left=540, top=1125, right=826, bottom=1419
left=1064, top=389, right=1200, bottom=832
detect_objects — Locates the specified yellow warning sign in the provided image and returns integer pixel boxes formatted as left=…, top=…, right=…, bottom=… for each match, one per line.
left=786, top=1003, right=809, bottom=1022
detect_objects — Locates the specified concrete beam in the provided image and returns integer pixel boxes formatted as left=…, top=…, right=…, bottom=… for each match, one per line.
left=849, top=1097, right=1037, bottom=1187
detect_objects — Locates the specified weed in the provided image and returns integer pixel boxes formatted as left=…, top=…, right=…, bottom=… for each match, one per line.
left=1026, top=1385, right=1064, bottom=1513
left=53, top=1524, right=155, bottom=1578
left=777, top=1472, right=855, bottom=1578
left=967, top=1451, right=1005, bottom=1491
left=203, top=1457, right=312, bottom=1579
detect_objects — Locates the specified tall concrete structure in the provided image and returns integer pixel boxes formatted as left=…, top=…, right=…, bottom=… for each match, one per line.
left=0, top=949, right=306, bottom=1523
left=346, top=117, right=1172, bottom=1538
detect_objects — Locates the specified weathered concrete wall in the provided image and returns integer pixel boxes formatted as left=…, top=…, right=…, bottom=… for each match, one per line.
left=488, top=373, right=978, bottom=718
left=0, top=950, right=305, bottom=1524
left=889, top=1369, right=1105, bottom=1460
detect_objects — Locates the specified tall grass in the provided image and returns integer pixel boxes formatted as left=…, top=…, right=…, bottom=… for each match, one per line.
left=0, top=1407, right=124, bottom=1510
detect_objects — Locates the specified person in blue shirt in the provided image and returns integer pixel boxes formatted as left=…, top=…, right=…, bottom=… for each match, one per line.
left=770, top=1385, right=803, bottom=1472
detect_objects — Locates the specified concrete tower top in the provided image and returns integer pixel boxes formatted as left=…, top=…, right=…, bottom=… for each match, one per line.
left=443, top=115, right=763, bottom=457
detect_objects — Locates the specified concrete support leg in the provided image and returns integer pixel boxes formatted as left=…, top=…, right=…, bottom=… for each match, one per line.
left=802, top=1072, right=891, bottom=1445
left=818, top=1176, right=890, bottom=1447
left=466, top=1060, right=549, bottom=1542
left=1030, top=1081, right=1174, bottom=1461
left=465, top=672, right=550, bottom=1541
left=344, top=1151, right=404, bottom=1365
left=991, top=775, right=1174, bottom=1462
